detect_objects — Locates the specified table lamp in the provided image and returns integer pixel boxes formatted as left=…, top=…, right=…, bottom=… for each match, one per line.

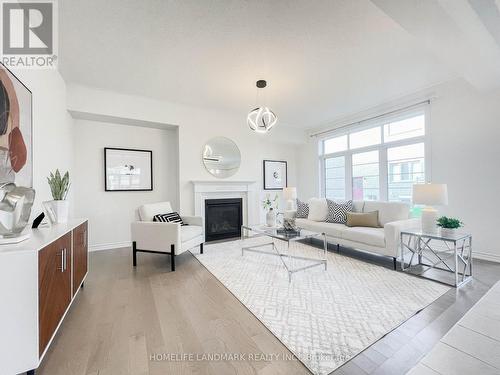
left=412, top=183, right=448, bottom=233
left=283, top=187, right=297, bottom=216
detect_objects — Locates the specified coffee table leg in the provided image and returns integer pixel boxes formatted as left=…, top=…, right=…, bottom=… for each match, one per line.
left=323, top=233, right=327, bottom=270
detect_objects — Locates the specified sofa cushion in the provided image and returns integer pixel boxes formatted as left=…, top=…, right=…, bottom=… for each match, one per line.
left=307, top=198, right=328, bottom=221
left=353, top=200, right=365, bottom=213
left=363, top=201, right=409, bottom=226
left=346, top=211, right=380, bottom=228
left=341, top=226, right=386, bottom=248
left=181, top=225, right=203, bottom=242
left=139, top=201, right=173, bottom=221
left=153, top=212, right=186, bottom=226
left=296, top=199, right=309, bottom=218
left=296, top=218, right=345, bottom=238
left=326, top=199, right=353, bottom=224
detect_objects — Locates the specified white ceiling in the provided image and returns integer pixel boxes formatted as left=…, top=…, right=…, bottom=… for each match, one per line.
left=59, top=0, right=500, bottom=129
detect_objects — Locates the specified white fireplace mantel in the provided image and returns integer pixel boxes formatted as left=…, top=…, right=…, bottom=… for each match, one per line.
left=191, top=180, right=258, bottom=226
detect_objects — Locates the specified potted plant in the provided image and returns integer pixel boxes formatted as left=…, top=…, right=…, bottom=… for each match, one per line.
left=43, top=170, right=70, bottom=224
left=436, top=216, right=463, bottom=237
left=262, top=194, right=279, bottom=227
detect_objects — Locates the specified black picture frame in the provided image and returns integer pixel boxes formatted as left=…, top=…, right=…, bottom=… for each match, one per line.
left=263, top=160, right=288, bottom=190
left=104, top=147, right=153, bottom=191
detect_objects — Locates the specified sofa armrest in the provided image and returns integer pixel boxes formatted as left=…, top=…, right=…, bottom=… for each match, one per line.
left=181, top=215, right=203, bottom=227
left=131, top=221, right=181, bottom=253
left=384, top=218, right=420, bottom=257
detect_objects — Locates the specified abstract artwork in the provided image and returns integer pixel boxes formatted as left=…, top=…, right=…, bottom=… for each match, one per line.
left=104, top=147, right=153, bottom=191
left=263, top=159, right=287, bottom=190
left=0, top=63, right=32, bottom=187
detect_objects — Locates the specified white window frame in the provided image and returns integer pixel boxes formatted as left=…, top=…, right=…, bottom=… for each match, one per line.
left=319, top=105, right=431, bottom=201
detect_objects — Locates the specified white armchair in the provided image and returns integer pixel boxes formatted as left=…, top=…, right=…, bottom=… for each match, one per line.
left=131, top=201, right=205, bottom=271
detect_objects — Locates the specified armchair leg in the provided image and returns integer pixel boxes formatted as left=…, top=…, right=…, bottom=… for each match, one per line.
left=393, top=257, right=397, bottom=270
left=200, top=243, right=204, bottom=254
left=132, top=241, right=137, bottom=267
left=171, top=244, right=175, bottom=272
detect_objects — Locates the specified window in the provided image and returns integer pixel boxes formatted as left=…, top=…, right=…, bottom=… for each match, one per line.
left=349, top=127, right=381, bottom=149
left=324, top=135, right=347, bottom=154
left=320, top=108, right=427, bottom=203
left=352, top=151, right=379, bottom=200
left=325, top=156, right=345, bottom=200
left=387, top=143, right=425, bottom=202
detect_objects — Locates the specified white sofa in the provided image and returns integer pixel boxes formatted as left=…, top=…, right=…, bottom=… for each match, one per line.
left=131, top=201, right=205, bottom=271
left=296, top=199, right=419, bottom=269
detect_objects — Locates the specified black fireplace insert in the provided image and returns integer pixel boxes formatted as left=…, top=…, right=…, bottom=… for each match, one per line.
left=204, top=198, right=243, bottom=242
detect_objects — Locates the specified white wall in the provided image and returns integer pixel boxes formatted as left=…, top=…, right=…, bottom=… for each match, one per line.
left=10, top=69, right=74, bottom=217
left=299, top=78, right=500, bottom=261
left=73, top=119, right=179, bottom=250
left=66, top=85, right=305, bottom=227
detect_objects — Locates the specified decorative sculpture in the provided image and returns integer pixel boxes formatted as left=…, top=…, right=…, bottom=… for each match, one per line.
left=0, top=182, right=35, bottom=241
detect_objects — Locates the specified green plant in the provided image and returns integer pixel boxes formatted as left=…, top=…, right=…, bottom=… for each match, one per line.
left=436, top=216, right=463, bottom=229
left=47, top=169, right=70, bottom=200
left=262, top=193, right=279, bottom=211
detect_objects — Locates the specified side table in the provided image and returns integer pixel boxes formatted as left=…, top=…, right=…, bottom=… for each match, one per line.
left=400, top=229, right=472, bottom=287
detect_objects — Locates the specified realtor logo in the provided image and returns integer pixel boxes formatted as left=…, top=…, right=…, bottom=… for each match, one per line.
left=1, top=0, right=58, bottom=68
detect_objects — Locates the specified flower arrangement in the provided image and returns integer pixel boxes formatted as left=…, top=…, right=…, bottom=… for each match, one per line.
left=262, top=193, right=279, bottom=211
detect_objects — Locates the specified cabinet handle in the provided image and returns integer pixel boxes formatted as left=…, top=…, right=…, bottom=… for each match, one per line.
left=63, top=248, right=67, bottom=272
left=58, top=249, right=64, bottom=272
left=83, top=230, right=87, bottom=247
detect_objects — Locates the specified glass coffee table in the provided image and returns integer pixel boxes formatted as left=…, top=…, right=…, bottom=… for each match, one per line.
left=241, top=225, right=327, bottom=282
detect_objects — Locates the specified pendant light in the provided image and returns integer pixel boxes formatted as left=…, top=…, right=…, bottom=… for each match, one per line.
left=247, top=80, right=277, bottom=133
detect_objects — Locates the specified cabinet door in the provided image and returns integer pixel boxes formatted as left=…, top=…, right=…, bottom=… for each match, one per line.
left=73, top=221, right=88, bottom=295
left=39, top=233, right=72, bottom=355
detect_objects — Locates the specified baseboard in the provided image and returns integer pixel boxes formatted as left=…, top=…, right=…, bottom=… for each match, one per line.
left=89, top=241, right=131, bottom=252
left=474, top=251, right=500, bottom=263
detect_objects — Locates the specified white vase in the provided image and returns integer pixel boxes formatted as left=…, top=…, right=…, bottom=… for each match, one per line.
left=266, top=208, right=276, bottom=227
left=440, top=227, right=457, bottom=237
left=42, top=200, right=69, bottom=224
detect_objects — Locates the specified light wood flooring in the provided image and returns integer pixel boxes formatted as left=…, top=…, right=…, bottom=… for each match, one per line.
left=37, top=243, right=500, bottom=375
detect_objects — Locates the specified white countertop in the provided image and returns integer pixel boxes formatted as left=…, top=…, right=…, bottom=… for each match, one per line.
left=0, top=218, right=87, bottom=254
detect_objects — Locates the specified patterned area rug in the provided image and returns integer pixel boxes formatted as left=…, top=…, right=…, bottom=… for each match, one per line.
left=193, top=237, right=449, bottom=375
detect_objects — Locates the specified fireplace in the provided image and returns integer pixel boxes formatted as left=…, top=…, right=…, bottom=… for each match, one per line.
left=205, top=198, right=243, bottom=242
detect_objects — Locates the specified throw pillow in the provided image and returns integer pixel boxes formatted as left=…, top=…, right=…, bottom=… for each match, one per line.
left=296, top=199, right=309, bottom=218
left=346, top=211, right=381, bottom=228
left=153, top=212, right=187, bottom=225
left=308, top=198, right=329, bottom=221
left=326, top=199, right=354, bottom=224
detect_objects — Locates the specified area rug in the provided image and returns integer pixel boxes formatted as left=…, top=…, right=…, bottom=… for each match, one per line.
left=192, top=237, right=449, bottom=375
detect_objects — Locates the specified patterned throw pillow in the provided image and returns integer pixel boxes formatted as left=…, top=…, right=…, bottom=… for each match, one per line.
left=153, top=212, right=187, bottom=226
left=326, top=199, right=354, bottom=224
left=296, top=199, right=309, bottom=218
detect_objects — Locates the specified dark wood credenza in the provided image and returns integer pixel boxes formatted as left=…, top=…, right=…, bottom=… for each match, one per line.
left=0, top=219, right=88, bottom=375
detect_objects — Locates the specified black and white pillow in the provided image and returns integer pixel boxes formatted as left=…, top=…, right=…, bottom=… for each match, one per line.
left=296, top=199, right=309, bottom=218
left=326, top=199, right=353, bottom=224
left=153, top=212, right=187, bottom=226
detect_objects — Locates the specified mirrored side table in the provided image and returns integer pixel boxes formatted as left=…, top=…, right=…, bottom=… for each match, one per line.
left=400, top=229, right=472, bottom=287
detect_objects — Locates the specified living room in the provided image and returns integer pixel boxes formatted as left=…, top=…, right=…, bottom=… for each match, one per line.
left=1, top=1, right=499, bottom=375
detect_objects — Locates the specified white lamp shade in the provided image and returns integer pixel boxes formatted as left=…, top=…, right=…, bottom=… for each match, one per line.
left=283, top=187, right=297, bottom=201
left=412, top=184, right=448, bottom=206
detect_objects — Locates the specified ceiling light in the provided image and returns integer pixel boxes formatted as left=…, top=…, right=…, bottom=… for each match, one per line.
left=247, top=80, right=277, bottom=133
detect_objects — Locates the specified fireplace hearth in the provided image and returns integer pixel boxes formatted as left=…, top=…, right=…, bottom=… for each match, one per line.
left=205, top=198, right=243, bottom=242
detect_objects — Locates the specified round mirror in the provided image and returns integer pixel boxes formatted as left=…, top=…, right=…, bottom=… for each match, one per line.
left=202, top=137, right=241, bottom=178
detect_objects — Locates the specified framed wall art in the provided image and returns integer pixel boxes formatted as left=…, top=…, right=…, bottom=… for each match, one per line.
left=263, top=160, right=287, bottom=190
left=104, top=147, right=153, bottom=191
left=0, top=62, right=32, bottom=187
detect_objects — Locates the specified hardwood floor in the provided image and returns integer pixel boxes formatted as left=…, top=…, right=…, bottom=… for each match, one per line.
left=37, top=244, right=500, bottom=375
